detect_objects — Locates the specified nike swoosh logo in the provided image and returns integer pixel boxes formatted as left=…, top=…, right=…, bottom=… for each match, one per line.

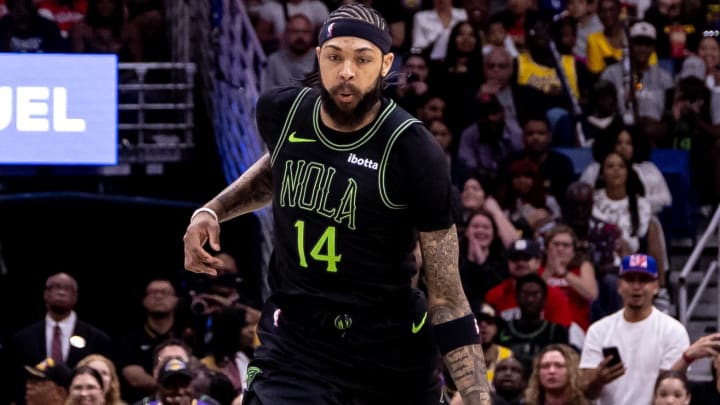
left=288, top=131, right=316, bottom=143
left=412, top=311, right=428, bottom=334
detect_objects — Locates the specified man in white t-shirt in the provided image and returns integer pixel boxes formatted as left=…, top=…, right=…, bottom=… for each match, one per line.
left=579, top=254, right=689, bottom=405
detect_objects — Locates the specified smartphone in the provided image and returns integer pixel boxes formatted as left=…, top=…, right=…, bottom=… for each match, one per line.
left=602, top=346, right=622, bottom=367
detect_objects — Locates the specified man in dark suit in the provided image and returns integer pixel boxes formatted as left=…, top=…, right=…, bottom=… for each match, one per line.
left=6, top=272, right=112, bottom=405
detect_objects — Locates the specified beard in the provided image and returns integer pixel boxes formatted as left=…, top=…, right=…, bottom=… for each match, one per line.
left=320, top=75, right=383, bottom=129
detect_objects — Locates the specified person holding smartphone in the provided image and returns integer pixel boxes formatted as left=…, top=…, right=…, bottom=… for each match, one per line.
left=578, top=254, right=690, bottom=405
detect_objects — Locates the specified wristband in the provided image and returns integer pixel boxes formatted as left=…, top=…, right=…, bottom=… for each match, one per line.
left=191, top=207, right=219, bottom=223
left=432, top=314, right=481, bottom=355
left=682, top=351, right=694, bottom=364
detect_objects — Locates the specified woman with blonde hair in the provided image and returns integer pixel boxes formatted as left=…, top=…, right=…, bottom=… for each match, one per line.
left=525, top=344, right=589, bottom=405
left=76, top=354, right=126, bottom=405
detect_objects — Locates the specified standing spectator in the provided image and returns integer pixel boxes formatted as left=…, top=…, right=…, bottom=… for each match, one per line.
left=485, top=238, right=573, bottom=328
left=524, top=344, right=589, bottom=405
left=70, top=0, right=142, bottom=61
left=7, top=272, right=112, bottom=405
left=496, top=273, right=570, bottom=369
left=262, top=13, right=317, bottom=91
left=115, top=278, right=182, bottom=403
left=600, top=22, right=673, bottom=127
left=0, top=0, right=64, bottom=52
left=539, top=225, right=598, bottom=331
left=579, top=253, right=690, bottom=405
left=77, top=354, right=126, bottom=405
left=411, top=0, right=467, bottom=60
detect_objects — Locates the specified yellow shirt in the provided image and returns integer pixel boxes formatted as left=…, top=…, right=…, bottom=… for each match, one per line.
left=517, top=52, right=579, bottom=98
left=487, top=345, right=513, bottom=383
left=586, top=31, right=658, bottom=74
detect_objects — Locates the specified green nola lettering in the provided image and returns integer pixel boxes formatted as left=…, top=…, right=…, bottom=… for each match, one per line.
left=280, top=159, right=357, bottom=230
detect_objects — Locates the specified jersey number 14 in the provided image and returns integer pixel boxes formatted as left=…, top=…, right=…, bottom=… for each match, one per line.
left=294, top=220, right=342, bottom=272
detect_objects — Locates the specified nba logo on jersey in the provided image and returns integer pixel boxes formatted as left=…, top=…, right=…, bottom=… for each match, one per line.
left=629, top=255, right=647, bottom=268
left=327, top=23, right=335, bottom=37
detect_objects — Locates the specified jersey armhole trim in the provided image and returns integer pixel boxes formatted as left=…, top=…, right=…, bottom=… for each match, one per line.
left=378, top=119, right=421, bottom=209
left=270, top=87, right=313, bottom=166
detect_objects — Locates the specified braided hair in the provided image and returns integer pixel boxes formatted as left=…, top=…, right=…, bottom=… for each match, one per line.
left=324, top=3, right=389, bottom=35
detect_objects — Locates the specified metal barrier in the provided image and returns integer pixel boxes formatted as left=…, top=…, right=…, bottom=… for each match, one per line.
left=117, top=62, right=196, bottom=163
left=678, top=205, right=720, bottom=326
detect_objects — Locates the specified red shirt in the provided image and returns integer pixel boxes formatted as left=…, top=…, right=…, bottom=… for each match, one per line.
left=36, top=0, right=88, bottom=38
left=538, top=265, right=591, bottom=331
left=485, top=278, right=572, bottom=327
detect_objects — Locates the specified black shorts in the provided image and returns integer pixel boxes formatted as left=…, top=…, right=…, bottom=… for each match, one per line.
left=243, top=295, right=443, bottom=405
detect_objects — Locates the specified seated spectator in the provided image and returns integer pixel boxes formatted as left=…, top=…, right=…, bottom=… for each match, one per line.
left=482, top=13, right=519, bottom=58
left=476, top=303, right=513, bottom=382
left=200, top=307, right=254, bottom=395
left=644, top=0, right=703, bottom=74
left=502, top=114, right=575, bottom=204
left=77, top=354, right=126, bottom=405
left=561, top=181, right=624, bottom=320
left=414, top=92, right=446, bottom=124
left=587, top=0, right=657, bottom=75
left=476, top=47, right=541, bottom=150
left=389, top=51, right=432, bottom=115
left=539, top=224, right=598, bottom=331
left=567, top=0, right=603, bottom=63
left=582, top=80, right=625, bottom=146
left=653, top=369, right=692, bottom=405
left=457, top=94, right=523, bottom=191
left=430, top=20, right=486, bottom=136
left=524, top=343, right=589, bottom=405
left=493, top=0, right=540, bottom=51
left=410, top=0, right=467, bottom=60
left=70, top=0, right=142, bottom=61
left=600, top=22, right=673, bottom=128
left=427, top=118, right=467, bottom=188
left=496, top=159, right=561, bottom=234
left=579, top=254, right=690, bottom=405
left=497, top=273, right=570, bottom=370
left=667, top=76, right=720, bottom=206
left=261, top=13, right=316, bottom=92
left=459, top=209, right=512, bottom=307
left=36, top=0, right=87, bottom=39
left=254, top=0, right=328, bottom=56
left=485, top=238, right=573, bottom=328
left=493, top=357, right=528, bottom=405
left=459, top=177, right=519, bottom=246
left=0, top=0, right=64, bottom=52
left=581, top=125, right=672, bottom=215
left=24, top=358, right=72, bottom=405
left=66, top=365, right=105, bottom=405
left=143, top=358, right=216, bottom=405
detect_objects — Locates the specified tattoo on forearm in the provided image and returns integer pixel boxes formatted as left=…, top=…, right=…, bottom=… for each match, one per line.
left=419, top=226, right=491, bottom=404
left=444, top=345, right=492, bottom=405
left=214, top=153, right=273, bottom=220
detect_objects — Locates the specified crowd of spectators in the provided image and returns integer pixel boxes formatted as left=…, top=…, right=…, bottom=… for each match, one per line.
left=0, top=0, right=168, bottom=61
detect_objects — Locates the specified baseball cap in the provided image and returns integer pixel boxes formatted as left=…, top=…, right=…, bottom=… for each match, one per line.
left=24, top=358, right=72, bottom=388
left=476, top=303, right=499, bottom=323
left=507, top=239, right=541, bottom=260
left=158, top=358, right=193, bottom=385
left=630, top=22, right=657, bottom=41
left=620, top=254, right=658, bottom=279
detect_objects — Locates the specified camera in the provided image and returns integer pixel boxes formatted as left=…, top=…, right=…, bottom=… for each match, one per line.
left=190, top=295, right=210, bottom=316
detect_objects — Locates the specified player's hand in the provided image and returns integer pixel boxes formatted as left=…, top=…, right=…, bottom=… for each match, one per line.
left=183, top=211, right=224, bottom=275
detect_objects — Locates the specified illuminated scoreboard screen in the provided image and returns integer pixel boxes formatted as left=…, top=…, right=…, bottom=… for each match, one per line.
left=0, top=53, right=118, bottom=165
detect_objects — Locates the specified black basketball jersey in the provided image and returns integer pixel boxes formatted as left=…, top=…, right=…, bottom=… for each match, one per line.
left=256, top=86, right=453, bottom=315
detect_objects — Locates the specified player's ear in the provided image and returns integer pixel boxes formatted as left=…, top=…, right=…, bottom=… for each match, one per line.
left=381, top=52, right=394, bottom=78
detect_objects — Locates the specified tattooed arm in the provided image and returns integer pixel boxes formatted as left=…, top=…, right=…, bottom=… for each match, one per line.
left=419, top=225, right=492, bottom=405
left=184, top=153, right=273, bottom=275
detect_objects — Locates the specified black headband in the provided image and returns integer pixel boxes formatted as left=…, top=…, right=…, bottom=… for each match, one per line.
left=318, top=18, right=391, bottom=54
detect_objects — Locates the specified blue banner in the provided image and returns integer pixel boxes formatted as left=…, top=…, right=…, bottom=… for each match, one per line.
left=0, top=53, right=118, bottom=165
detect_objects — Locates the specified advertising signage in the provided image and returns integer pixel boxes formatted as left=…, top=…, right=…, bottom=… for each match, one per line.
left=0, top=53, right=118, bottom=165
